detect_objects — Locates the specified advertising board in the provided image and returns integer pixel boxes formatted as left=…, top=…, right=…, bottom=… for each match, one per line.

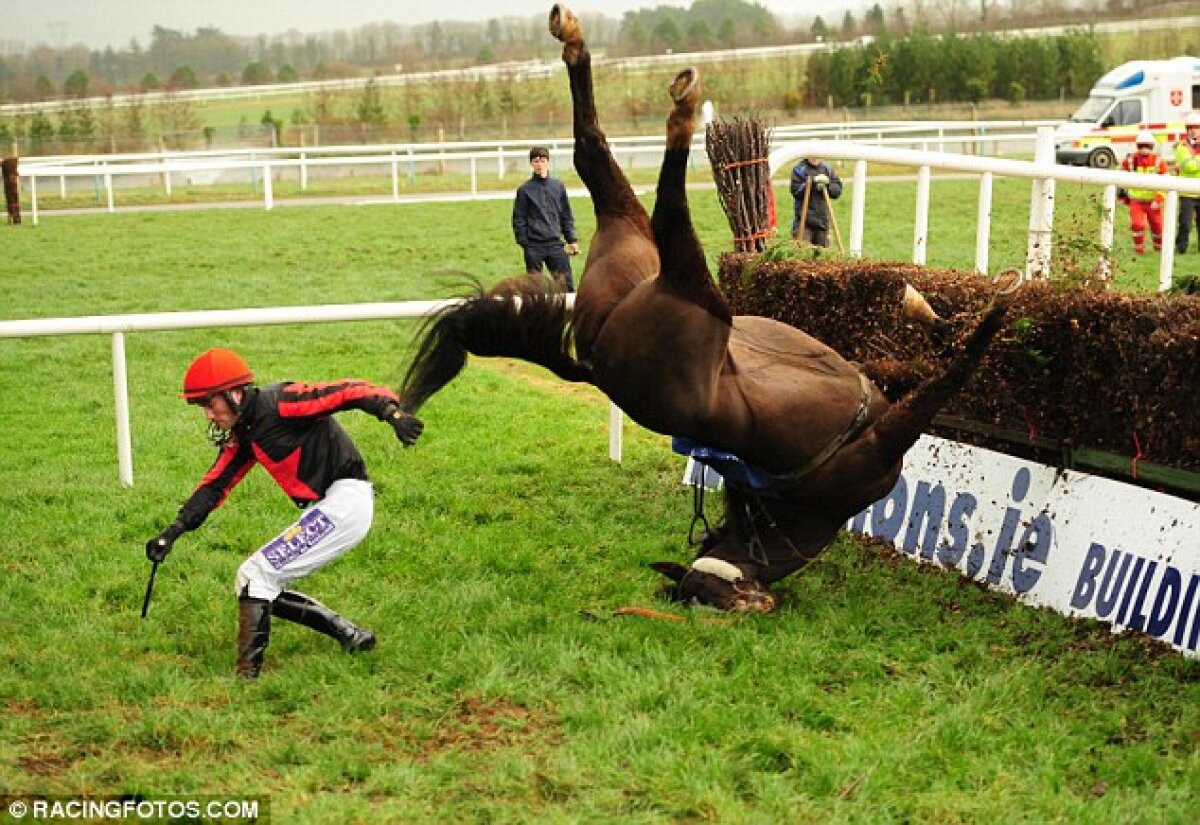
left=849, top=436, right=1200, bottom=657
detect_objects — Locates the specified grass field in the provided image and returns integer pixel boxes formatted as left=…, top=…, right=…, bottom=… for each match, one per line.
left=2, top=190, right=1198, bottom=822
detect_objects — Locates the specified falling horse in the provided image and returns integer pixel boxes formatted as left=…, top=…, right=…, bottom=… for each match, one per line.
left=399, top=4, right=1013, bottom=612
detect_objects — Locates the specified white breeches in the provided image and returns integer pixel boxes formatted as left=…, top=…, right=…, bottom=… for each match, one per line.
left=235, top=478, right=374, bottom=601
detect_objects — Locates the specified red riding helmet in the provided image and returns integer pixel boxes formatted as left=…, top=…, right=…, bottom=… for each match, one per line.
left=182, top=348, right=254, bottom=402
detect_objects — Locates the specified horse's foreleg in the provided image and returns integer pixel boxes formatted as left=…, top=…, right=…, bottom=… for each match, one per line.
left=550, top=5, right=644, bottom=227
left=650, top=68, right=731, bottom=322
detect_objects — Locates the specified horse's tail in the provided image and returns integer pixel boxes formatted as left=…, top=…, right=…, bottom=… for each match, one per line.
left=398, top=280, right=592, bottom=413
left=871, top=303, right=1008, bottom=466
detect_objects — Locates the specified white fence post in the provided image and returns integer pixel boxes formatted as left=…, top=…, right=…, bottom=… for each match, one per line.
left=913, top=165, right=931, bottom=265
left=849, top=159, right=866, bottom=257
left=262, top=161, right=273, bottom=210
left=975, top=171, right=993, bottom=275
left=1160, top=190, right=1179, bottom=293
left=609, top=402, right=624, bottom=462
left=391, top=152, right=400, bottom=201
left=300, top=151, right=308, bottom=192
left=1099, top=185, right=1117, bottom=281
left=470, top=156, right=478, bottom=198
left=30, top=175, right=39, bottom=226
left=112, top=332, right=133, bottom=487
left=160, top=151, right=172, bottom=197
left=1026, top=127, right=1055, bottom=279
left=104, top=171, right=114, bottom=213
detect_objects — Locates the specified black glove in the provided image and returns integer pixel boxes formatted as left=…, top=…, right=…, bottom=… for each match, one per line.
left=145, top=523, right=184, bottom=563
left=387, top=408, right=424, bottom=447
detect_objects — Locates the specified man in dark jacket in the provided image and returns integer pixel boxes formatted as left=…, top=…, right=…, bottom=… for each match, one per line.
left=790, top=157, right=843, bottom=247
left=144, top=348, right=423, bottom=678
left=512, top=146, right=580, bottom=289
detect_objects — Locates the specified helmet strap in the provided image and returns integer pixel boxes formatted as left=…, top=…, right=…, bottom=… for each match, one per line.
left=206, top=421, right=233, bottom=448
left=204, top=387, right=247, bottom=448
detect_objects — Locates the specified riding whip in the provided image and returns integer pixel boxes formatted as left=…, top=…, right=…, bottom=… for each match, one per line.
left=140, top=561, right=159, bottom=619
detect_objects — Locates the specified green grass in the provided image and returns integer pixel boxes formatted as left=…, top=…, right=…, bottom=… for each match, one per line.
left=23, top=160, right=1178, bottom=293
left=2, top=191, right=1197, bottom=822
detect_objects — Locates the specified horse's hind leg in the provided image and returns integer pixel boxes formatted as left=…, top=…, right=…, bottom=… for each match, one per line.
left=651, top=68, right=731, bottom=322
left=549, top=5, right=645, bottom=228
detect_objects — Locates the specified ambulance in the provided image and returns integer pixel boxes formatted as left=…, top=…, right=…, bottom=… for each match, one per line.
left=1054, top=55, right=1200, bottom=168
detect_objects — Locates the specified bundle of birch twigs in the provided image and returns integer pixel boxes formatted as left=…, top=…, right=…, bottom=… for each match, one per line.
left=705, top=115, right=773, bottom=253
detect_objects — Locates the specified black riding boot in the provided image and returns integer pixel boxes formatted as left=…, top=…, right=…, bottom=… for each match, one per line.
left=236, top=596, right=272, bottom=679
left=271, top=590, right=376, bottom=653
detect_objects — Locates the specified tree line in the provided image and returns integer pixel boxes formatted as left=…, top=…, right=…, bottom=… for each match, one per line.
left=803, top=29, right=1106, bottom=108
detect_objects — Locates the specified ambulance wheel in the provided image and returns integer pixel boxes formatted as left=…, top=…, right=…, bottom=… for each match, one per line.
left=1088, top=148, right=1117, bottom=170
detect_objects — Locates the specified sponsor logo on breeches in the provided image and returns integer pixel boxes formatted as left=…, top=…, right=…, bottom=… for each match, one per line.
left=261, top=508, right=335, bottom=570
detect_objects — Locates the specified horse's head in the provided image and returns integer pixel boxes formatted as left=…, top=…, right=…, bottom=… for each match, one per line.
left=650, top=558, right=776, bottom=613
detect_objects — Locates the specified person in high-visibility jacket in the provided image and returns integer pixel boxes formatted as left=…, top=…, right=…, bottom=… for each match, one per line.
left=1174, top=112, right=1200, bottom=254
left=1118, top=130, right=1169, bottom=255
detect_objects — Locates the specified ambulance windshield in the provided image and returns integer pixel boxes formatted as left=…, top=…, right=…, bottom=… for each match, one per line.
left=1069, top=96, right=1115, bottom=123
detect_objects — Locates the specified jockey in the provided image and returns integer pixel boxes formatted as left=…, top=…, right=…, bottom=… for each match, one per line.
left=144, top=348, right=423, bottom=678
left=1119, top=130, right=1169, bottom=255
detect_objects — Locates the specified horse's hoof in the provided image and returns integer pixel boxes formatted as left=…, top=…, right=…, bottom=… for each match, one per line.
left=549, top=4, right=582, bottom=45
left=990, top=267, right=1023, bottom=308
left=669, top=68, right=701, bottom=107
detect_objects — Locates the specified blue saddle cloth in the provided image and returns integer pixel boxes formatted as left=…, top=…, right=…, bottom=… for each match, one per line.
left=671, top=437, right=774, bottom=491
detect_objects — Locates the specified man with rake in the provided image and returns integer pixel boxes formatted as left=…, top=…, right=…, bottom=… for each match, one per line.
left=790, top=155, right=843, bottom=248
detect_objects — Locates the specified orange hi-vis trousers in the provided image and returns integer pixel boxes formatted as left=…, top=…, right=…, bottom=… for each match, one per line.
left=1129, top=198, right=1163, bottom=255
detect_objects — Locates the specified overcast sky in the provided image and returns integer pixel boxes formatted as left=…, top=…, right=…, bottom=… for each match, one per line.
left=8, top=1, right=819, bottom=51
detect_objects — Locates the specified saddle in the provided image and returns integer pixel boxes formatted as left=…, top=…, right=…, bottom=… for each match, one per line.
left=671, top=437, right=774, bottom=491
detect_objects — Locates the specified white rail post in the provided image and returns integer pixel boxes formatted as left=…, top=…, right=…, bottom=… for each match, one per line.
left=497, top=146, right=504, bottom=179
left=975, top=171, right=993, bottom=275
left=104, top=170, right=114, bottom=213
left=112, top=332, right=133, bottom=487
left=262, top=161, right=273, bottom=210
left=1025, top=126, right=1055, bottom=279
left=300, top=151, right=308, bottom=192
left=59, top=175, right=66, bottom=199
left=1159, top=190, right=1179, bottom=293
left=849, top=159, right=867, bottom=257
left=1098, top=185, right=1117, bottom=281
left=470, top=156, right=478, bottom=198
left=160, top=150, right=172, bottom=197
left=913, top=165, right=931, bottom=265
left=391, top=152, right=400, bottom=201
left=608, top=402, right=623, bottom=462
left=30, top=175, right=39, bottom=226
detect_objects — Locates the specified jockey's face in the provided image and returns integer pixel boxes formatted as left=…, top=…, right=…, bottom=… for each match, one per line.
left=1136, top=144, right=1154, bottom=155
left=199, top=389, right=242, bottom=433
